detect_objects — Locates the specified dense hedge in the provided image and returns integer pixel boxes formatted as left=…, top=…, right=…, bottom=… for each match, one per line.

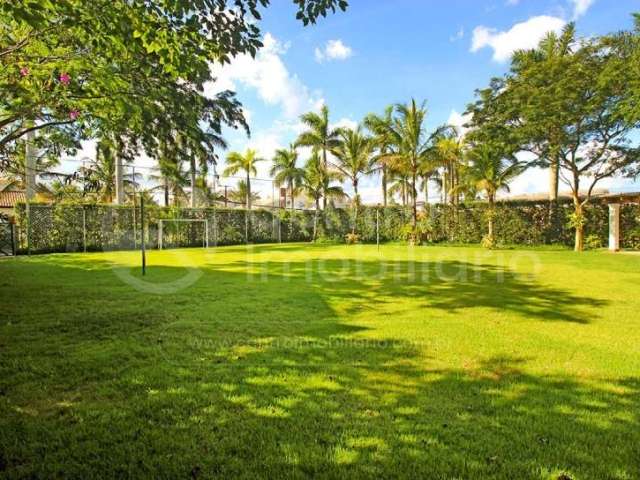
left=14, top=203, right=317, bottom=254
left=12, top=198, right=640, bottom=254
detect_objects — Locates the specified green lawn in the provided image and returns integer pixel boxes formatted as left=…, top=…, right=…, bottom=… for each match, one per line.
left=1, top=244, right=639, bottom=479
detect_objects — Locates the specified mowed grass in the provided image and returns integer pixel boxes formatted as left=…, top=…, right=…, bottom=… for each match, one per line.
left=1, top=243, right=639, bottom=479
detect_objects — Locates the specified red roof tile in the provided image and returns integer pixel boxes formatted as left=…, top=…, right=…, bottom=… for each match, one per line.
left=0, top=191, right=26, bottom=208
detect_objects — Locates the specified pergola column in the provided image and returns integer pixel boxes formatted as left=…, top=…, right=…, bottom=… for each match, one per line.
left=608, top=203, right=620, bottom=252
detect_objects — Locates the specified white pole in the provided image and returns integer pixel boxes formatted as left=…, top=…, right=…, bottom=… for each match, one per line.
left=159, top=220, right=163, bottom=250
left=376, top=208, right=380, bottom=251
left=82, top=207, right=87, bottom=253
left=205, top=219, right=209, bottom=248
left=132, top=166, right=137, bottom=248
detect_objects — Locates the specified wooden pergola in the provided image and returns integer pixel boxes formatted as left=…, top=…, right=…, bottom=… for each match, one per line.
left=598, top=192, right=640, bottom=251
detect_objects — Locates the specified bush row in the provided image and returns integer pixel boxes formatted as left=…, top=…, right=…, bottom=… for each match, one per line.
left=13, top=199, right=640, bottom=254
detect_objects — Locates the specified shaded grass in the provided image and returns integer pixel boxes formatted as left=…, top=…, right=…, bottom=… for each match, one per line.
left=1, top=244, right=639, bottom=478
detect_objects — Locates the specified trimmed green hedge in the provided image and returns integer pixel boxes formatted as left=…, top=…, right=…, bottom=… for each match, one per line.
left=14, top=203, right=319, bottom=254
left=12, top=199, right=640, bottom=254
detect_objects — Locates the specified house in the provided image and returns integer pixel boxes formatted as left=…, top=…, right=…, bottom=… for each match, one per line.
left=0, top=179, right=26, bottom=218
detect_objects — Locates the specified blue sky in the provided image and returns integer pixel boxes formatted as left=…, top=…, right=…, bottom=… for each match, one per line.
left=68, top=0, right=640, bottom=203
left=204, top=0, right=640, bottom=203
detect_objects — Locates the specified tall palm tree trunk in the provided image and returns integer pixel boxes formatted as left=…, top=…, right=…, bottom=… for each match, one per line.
left=313, top=198, right=320, bottom=241
left=246, top=172, right=251, bottom=210
left=402, top=182, right=406, bottom=207
left=322, top=148, right=327, bottom=210
left=352, top=180, right=359, bottom=235
left=411, top=166, right=418, bottom=231
left=488, top=194, right=495, bottom=241
left=424, top=178, right=429, bottom=205
left=289, top=181, right=294, bottom=211
left=382, top=166, right=387, bottom=207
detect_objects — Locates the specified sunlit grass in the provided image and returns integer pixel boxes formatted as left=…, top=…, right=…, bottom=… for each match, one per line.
left=1, top=244, right=639, bottom=478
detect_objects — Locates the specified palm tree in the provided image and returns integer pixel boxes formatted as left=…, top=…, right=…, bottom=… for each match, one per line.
left=331, top=127, right=372, bottom=234
left=388, top=173, right=414, bottom=207
left=433, top=133, right=465, bottom=205
left=148, top=137, right=190, bottom=206
left=86, top=138, right=117, bottom=202
left=380, top=99, right=432, bottom=235
left=364, top=106, right=395, bottom=207
left=464, top=143, right=525, bottom=243
left=150, top=152, right=189, bottom=206
left=223, top=149, right=263, bottom=210
left=295, top=104, right=343, bottom=209
left=270, top=144, right=304, bottom=210
left=188, top=132, right=227, bottom=208
left=229, top=179, right=260, bottom=205
left=300, top=152, right=345, bottom=241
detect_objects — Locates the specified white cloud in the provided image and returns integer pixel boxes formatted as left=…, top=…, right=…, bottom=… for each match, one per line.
left=332, top=117, right=358, bottom=131
left=569, top=0, right=594, bottom=19
left=506, top=0, right=520, bottom=5
left=314, top=39, right=353, bottom=63
left=206, top=33, right=323, bottom=118
left=449, top=27, right=464, bottom=43
left=447, top=110, right=471, bottom=137
left=470, top=15, right=566, bottom=62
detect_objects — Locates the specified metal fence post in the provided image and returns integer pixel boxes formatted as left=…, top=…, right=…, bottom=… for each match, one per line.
left=140, top=194, right=146, bottom=275
left=82, top=206, right=87, bottom=253
left=245, top=209, right=249, bottom=244
left=213, top=208, right=218, bottom=247
left=10, top=222, right=16, bottom=256
left=25, top=201, right=31, bottom=256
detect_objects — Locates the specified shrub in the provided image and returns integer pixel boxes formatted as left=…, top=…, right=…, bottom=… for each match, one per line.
left=626, top=227, right=640, bottom=250
left=345, top=233, right=360, bottom=244
left=584, top=234, right=603, bottom=250
left=481, top=234, right=495, bottom=249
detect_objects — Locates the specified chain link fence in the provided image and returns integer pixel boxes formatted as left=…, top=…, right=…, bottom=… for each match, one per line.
left=10, top=199, right=640, bottom=254
left=13, top=204, right=321, bottom=254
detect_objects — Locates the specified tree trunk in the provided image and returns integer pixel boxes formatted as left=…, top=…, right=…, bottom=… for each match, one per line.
left=322, top=148, right=327, bottom=210
left=424, top=178, right=429, bottom=206
left=411, top=168, right=417, bottom=230
left=289, top=181, right=294, bottom=211
left=246, top=172, right=251, bottom=210
left=488, top=193, right=495, bottom=241
left=574, top=201, right=584, bottom=252
left=352, top=181, right=358, bottom=235
left=190, top=155, right=197, bottom=208
left=25, top=127, right=37, bottom=201
left=442, top=171, right=447, bottom=204
left=313, top=198, right=320, bottom=241
left=382, top=166, right=387, bottom=207
left=549, top=156, right=559, bottom=202
left=115, top=154, right=124, bottom=205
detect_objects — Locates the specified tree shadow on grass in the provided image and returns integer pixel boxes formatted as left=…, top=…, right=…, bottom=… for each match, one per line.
left=228, top=258, right=606, bottom=324
left=0, top=254, right=632, bottom=479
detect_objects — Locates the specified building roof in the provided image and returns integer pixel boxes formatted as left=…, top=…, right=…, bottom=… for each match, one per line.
left=595, top=192, right=640, bottom=204
left=0, top=179, right=19, bottom=192
left=0, top=190, right=26, bottom=208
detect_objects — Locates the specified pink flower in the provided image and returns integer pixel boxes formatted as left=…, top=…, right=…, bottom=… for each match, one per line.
left=59, top=72, right=71, bottom=85
left=20, top=67, right=29, bottom=77
left=69, top=109, right=80, bottom=120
